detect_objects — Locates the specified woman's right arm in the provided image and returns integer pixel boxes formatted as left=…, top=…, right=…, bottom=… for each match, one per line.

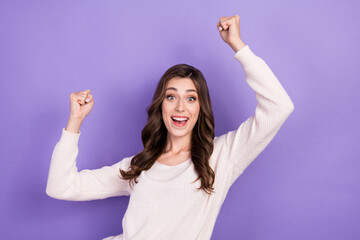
left=46, top=90, right=132, bottom=201
left=46, top=128, right=132, bottom=201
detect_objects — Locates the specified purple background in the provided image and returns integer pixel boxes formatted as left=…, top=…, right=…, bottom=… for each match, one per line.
left=1, top=0, right=359, bottom=239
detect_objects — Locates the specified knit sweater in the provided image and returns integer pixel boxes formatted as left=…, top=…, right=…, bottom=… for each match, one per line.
left=46, top=45, right=294, bottom=240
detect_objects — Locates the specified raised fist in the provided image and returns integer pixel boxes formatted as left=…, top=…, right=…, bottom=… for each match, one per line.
left=69, top=89, right=94, bottom=120
left=217, top=15, right=245, bottom=52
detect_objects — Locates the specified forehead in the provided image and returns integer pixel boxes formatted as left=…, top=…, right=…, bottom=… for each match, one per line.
left=165, top=77, right=197, bottom=91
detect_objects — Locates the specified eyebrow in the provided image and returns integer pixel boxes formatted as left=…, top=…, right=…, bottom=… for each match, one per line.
left=165, top=87, right=197, bottom=93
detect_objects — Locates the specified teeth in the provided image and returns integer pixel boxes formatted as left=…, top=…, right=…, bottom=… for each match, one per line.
left=172, top=117, right=189, bottom=121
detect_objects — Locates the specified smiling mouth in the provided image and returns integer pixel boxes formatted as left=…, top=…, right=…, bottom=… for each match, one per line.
left=171, top=117, right=189, bottom=127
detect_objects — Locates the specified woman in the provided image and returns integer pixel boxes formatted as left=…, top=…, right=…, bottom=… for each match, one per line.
left=46, top=15, right=294, bottom=240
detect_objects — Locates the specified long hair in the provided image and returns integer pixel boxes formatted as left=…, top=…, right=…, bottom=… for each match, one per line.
left=119, top=63, right=215, bottom=195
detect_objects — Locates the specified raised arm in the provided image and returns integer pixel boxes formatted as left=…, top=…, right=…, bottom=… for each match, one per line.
left=46, top=90, right=132, bottom=201
left=46, top=128, right=132, bottom=201
left=215, top=15, right=295, bottom=187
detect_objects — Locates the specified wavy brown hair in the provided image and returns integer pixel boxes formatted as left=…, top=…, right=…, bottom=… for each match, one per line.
left=119, top=63, right=216, bottom=195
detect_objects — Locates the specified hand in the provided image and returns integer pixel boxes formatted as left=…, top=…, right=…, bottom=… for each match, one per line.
left=69, top=89, right=94, bottom=120
left=217, top=15, right=245, bottom=52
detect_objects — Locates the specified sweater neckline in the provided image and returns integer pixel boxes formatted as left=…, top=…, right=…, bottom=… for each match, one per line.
left=143, top=158, right=193, bottom=182
left=154, top=158, right=192, bottom=168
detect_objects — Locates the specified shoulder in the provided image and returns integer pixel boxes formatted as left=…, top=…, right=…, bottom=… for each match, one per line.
left=209, top=133, right=234, bottom=172
left=213, top=129, right=237, bottom=147
left=112, top=155, right=135, bottom=170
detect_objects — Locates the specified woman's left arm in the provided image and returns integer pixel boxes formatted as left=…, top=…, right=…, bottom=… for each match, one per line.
left=215, top=15, right=295, bottom=186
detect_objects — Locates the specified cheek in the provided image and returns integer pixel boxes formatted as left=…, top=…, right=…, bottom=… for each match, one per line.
left=189, top=106, right=200, bottom=123
left=193, top=104, right=200, bottom=117
left=161, top=102, right=171, bottom=118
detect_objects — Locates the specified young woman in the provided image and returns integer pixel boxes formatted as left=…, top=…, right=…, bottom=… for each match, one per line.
left=46, top=15, right=294, bottom=240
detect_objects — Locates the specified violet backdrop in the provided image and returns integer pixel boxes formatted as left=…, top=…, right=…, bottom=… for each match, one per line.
left=0, top=0, right=359, bottom=239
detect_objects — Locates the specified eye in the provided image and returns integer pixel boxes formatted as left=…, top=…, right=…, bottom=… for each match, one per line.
left=166, top=94, right=175, bottom=100
left=187, top=96, right=196, bottom=102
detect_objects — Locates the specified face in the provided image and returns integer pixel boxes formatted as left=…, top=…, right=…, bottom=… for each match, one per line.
left=161, top=77, right=200, bottom=139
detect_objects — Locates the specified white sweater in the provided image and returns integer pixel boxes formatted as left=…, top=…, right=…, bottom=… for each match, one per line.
left=46, top=45, right=294, bottom=240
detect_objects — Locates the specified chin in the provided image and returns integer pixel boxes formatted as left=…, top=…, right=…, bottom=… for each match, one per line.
left=167, top=127, right=194, bottom=139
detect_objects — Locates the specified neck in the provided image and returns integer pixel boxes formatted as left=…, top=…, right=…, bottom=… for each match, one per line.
left=164, top=132, right=192, bottom=154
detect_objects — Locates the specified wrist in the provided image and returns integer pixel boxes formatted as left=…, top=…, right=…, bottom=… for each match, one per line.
left=66, top=117, right=84, bottom=134
left=69, top=114, right=85, bottom=121
left=231, top=41, right=246, bottom=53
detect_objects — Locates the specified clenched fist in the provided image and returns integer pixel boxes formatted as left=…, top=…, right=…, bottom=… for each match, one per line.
left=69, top=89, right=94, bottom=120
left=217, top=15, right=245, bottom=52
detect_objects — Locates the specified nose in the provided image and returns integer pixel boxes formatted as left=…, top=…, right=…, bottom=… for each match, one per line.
left=176, top=98, right=185, bottom=112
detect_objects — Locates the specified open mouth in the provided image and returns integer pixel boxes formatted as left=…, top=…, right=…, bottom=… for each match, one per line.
left=171, top=117, right=189, bottom=127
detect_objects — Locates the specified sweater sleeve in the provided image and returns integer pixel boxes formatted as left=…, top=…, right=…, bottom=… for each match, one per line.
left=45, top=128, right=132, bottom=201
left=213, top=45, right=295, bottom=187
